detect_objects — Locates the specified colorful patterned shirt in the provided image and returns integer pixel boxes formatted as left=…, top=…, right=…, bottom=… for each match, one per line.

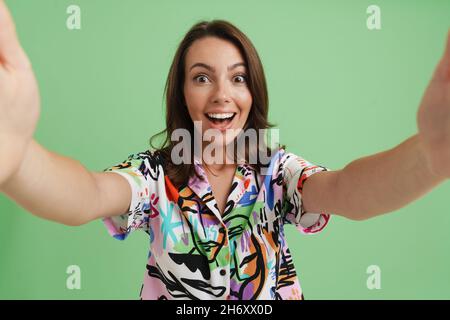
left=102, top=147, right=331, bottom=300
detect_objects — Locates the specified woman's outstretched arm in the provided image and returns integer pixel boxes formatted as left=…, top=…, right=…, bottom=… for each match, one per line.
left=0, top=1, right=132, bottom=226
left=0, top=139, right=132, bottom=226
left=303, top=134, right=445, bottom=220
left=302, top=29, right=450, bottom=221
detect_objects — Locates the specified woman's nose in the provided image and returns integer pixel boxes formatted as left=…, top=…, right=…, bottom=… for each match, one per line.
left=211, top=80, right=231, bottom=105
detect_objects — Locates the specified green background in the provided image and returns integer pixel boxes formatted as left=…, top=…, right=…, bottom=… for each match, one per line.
left=0, top=0, right=449, bottom=299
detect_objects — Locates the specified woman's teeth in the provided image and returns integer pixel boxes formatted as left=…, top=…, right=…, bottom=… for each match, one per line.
left=207, top=112, right=235, bottom=119
left=206, top=112, right=236, bottom=123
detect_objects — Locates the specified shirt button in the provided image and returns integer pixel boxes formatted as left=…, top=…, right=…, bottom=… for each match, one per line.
left=220, top=269, right=226, bottom=276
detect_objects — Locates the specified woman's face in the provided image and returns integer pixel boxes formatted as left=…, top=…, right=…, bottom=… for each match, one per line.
left=183, top=36, right=253, bottom=149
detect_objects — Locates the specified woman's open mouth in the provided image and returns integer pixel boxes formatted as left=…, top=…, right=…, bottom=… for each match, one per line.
left=204, top=112, right=236, bottom=130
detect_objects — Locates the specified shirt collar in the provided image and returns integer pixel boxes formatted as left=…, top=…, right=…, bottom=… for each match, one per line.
left=188, top=158, right=251, bottom=223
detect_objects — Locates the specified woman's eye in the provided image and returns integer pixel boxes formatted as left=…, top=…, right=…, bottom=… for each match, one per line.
left=194, top=75, right=209, bottom=83
left=234, top=75, right=247, bottom=83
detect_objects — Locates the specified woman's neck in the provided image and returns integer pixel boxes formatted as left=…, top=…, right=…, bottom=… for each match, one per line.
left=200, top=141, right=236, bottom=170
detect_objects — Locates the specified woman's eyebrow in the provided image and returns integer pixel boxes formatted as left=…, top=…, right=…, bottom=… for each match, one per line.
left=189, top=62, right=246, bottom=72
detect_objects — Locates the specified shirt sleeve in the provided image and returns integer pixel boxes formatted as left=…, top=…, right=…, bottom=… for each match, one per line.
left=101, top=151, right=153, bottom=240
left=281, top=151, right=332, bottom=235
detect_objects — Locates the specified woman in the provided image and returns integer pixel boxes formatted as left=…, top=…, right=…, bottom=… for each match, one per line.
left=0, top=0, right=449, bottom=300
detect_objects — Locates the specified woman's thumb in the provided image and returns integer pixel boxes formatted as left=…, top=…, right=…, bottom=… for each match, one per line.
left=0, top=0, right=31, bottom=69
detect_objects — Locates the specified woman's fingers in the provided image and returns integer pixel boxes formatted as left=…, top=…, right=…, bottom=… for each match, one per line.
left=446, top=29, right=450, bottom=58
left=0, top=0, right=30, bottom=69
left=444, top=29, right=450, bottom=80
left=430, top=29, right=450, bottom=83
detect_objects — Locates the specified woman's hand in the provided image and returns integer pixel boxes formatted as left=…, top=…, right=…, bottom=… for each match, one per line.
left=417, top=29, right=450, bottom=178
left=0, top=0, right=40, bottom=187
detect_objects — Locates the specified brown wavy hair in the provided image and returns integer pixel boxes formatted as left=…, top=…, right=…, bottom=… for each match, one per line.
left=149, top=20, right=282, bottom=189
